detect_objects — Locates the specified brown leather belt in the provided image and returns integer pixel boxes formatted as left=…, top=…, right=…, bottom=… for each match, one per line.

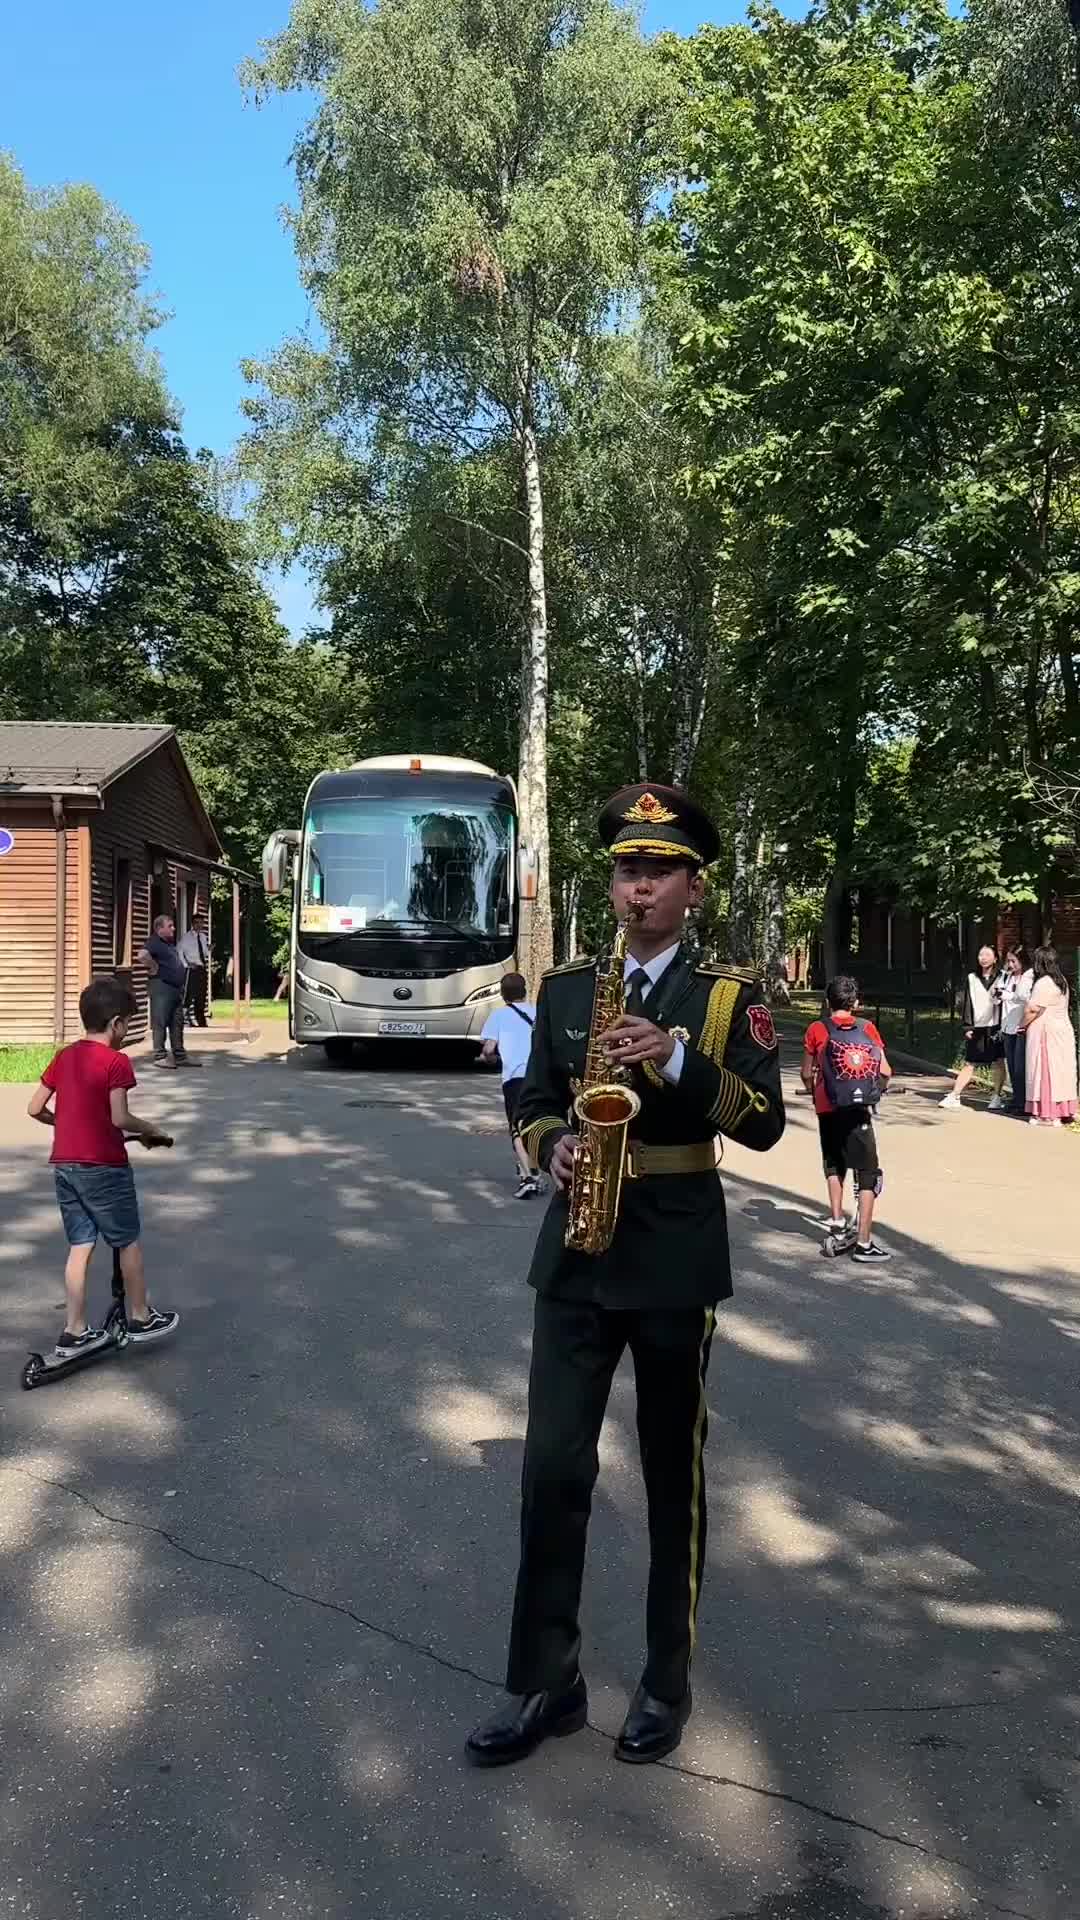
left=625, top=1140, right=719, bottom=1178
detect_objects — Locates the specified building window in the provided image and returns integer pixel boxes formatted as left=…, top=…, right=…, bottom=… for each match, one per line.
left=114, top=856, right=132, bottom=967
left=886, top=910, right=895, bottom=970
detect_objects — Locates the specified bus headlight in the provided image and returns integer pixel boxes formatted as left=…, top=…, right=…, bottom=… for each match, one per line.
left=465, top=983, right=502, bottom=1003
left=297, top=968, right=342, bottom=1002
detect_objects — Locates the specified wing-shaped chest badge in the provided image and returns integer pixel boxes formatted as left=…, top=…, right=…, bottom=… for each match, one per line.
left=565, top=1027, right=587, bottom=1041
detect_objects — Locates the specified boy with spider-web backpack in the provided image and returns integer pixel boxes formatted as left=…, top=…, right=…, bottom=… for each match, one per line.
left=801, top=975, right=893, bottom=1262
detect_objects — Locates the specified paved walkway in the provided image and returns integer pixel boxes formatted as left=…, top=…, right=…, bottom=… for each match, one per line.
left=0, top=1033, right=1077, bottom=1920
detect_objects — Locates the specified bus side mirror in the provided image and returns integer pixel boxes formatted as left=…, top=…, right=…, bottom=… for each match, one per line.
left=262, top=829, right=300, bottom=897
left=517, top=845, right=540, bottom=902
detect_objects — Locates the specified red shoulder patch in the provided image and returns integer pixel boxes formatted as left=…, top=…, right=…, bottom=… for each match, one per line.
left=747, top=1004, right=778, bottom=1050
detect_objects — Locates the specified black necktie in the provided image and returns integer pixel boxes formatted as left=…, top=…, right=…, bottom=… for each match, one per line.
left=626, top=967, right=650, bottom=1017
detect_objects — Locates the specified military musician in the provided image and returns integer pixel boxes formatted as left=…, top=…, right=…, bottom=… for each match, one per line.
left=466, top=783, right=785, bottom=1768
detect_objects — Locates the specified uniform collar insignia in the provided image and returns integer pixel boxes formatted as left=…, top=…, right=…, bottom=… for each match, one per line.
left=622, top=790, right=678, bottom=824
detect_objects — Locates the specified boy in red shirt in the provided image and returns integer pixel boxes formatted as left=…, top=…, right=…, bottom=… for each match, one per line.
left=28, top=979, right=179, bottom=1356
left=801, top=975, right=893, bottom=1262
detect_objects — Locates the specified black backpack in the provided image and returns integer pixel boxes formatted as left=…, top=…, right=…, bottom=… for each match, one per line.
left=819, top=1017, right=883, bottom=1109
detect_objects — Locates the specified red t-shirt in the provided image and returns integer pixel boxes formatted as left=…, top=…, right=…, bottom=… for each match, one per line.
left=41, top=1040, right=137, bottom=1166
left=804, top=1012, right=885, bottom=1116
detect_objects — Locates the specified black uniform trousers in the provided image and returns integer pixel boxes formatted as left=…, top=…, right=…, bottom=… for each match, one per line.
left=506, top=1291, right=716, bottom=1705
left=184, top=965, right=208, bottom=1026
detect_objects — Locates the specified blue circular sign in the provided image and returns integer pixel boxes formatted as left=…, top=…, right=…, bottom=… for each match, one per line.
left=0, top=828, right=13, bottom=857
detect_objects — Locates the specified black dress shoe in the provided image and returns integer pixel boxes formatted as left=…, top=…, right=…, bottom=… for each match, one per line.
left=465, top=1676, right=588, bottom=1768
left=614, top=1684, right=691, bottom=1764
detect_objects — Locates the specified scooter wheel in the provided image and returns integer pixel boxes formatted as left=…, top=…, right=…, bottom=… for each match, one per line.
left=21, top=1354, right=45, bottom=1390
left=821, top=1237, right=838, bottom=1258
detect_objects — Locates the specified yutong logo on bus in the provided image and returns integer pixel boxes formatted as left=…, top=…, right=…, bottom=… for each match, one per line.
left=393, top=987, right=413, bottom=1001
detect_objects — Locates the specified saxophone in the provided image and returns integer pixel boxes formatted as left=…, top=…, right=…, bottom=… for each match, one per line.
left=565, top=907, right=644, bottom=1255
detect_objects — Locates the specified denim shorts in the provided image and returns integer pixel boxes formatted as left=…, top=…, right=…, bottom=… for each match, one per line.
left=54, top=1164, right=141, bottom=1249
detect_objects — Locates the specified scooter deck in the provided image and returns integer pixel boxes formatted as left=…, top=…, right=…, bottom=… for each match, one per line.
left=21, top=1325, right=126, bottom=1389
left=21, top=1250, right=127, bottom=1389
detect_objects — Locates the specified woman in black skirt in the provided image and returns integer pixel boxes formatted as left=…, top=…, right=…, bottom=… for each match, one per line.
left=940, top=943, right=1007, bottom=1110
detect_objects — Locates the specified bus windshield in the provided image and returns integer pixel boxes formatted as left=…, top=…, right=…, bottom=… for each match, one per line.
left=299, top=796, right=514, bottom=940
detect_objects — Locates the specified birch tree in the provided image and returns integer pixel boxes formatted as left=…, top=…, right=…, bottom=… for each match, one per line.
left=242, top=0, right=667, bottom=981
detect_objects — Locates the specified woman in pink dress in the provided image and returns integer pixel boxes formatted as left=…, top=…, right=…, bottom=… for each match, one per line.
left=1023, top=947, right=1078, bottom=1127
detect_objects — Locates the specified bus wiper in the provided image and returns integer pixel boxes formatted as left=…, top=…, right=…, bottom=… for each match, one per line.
left=376, top=917, right=489, bottom=940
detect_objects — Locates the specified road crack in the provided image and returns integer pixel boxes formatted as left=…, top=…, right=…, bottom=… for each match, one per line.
left=13, top=1465, right=1041, bottom=1920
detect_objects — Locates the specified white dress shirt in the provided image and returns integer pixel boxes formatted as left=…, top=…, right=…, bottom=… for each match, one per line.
left=178, top=928, right=209, bottom=967
left=623, top=943, right=685, bottom=1085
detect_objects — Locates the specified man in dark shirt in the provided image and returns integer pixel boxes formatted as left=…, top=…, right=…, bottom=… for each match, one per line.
left=138, top=914, right=199, bottom=1069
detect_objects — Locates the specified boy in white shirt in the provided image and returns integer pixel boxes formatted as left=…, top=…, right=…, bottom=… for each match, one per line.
left=481, top=973, right=541, bottom=1197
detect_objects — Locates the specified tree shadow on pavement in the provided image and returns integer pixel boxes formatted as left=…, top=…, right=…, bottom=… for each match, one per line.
left=0, top=1050, right=1077, bottom=1920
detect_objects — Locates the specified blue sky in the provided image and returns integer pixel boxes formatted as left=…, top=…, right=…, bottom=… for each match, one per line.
left=3, top=0, right=751, bottom=632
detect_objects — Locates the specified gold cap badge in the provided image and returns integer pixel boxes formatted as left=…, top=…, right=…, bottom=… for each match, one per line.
left=622, top=791, right=678, bottom=825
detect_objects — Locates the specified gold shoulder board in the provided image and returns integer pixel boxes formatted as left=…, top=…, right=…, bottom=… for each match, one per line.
left=695, top=961, right=756, bottom=986
left=543, top=955, right=594, bottom=978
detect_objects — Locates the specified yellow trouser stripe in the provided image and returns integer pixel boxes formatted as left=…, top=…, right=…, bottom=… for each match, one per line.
left=687, top=1306, right=715, bottom=1656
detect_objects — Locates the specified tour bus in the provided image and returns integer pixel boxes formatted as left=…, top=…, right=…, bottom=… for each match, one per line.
left=262, top=754, right=534, bottom=1059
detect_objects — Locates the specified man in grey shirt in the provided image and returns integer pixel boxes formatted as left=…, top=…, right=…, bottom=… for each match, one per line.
left=178, top=914, right=210, bottom=1028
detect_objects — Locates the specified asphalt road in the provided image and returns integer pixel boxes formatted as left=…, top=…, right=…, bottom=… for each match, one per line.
left=1, top=1037, right=1077, bottom=1920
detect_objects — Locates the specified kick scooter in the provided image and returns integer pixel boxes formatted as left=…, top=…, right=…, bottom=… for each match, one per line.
left=21, top=1132, right=174, bottom=1390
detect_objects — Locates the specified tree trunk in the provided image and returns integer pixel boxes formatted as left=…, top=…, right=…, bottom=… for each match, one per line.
left=761, top=862, right=790, bottom=1003
left=560, top=872, right=580, bottom=963
left=672, top=653, right=710, bottom=788
left=821, top=867, right=850, bottom=985
left=517, top=408, right=554, bottom=988
left=632, top=618, right=649, bottom=780
left=728, top=792, right=756, bottom=968
left=1023, top=636, right=1043, bottom=765
left=1060, top=626, right=1080, bottom=736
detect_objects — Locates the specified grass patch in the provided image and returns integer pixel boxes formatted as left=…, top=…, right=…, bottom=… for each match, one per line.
left=211, top=997, right=289, bottom=1021
left=0, top=1045, right=53, bottom=1084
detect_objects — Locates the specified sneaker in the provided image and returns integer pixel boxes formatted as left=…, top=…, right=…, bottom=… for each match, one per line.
left=1028, top=1116, right=1043, bottom=1127
left=852, top=1240, right=892, bottom=1263
left=173, top=1055, right=203, bottom=1068
left=152, top=1053, right=177, bottom=1070
left=514, top=1176, right=539, bottom=1199
left=55, top=1326, right=107, bottom=1358
left=987, top=1094, right=1005, bottom=1112
left=939, top=1092, right=961, bottom=1110
left=822, top=1216, right=850, bottom=1234
left=127, top=1308, right=179, bottom=1342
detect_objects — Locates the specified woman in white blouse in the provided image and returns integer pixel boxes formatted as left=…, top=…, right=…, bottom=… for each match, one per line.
left=999, top=947, right=1034, bottom=1116
left=941, top=944, right=1007, bottom=1110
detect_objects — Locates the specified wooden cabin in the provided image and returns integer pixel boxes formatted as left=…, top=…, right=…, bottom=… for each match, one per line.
left=0, top=723, right=225, bottom=1046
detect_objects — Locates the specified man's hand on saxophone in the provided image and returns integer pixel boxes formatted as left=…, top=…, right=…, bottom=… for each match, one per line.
left=548, top=1134, right=579, bottom=1191
left=601, top=1013, right=676, bottom=1069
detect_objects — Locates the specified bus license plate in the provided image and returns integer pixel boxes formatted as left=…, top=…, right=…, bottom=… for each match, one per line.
left=378, top=1020, right=426, bottom=1037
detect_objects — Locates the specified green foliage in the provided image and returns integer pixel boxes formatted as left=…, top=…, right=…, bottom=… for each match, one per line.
left=654, top=0, right=1080, bottom=960
left=1, top=155, right=361, bottom=980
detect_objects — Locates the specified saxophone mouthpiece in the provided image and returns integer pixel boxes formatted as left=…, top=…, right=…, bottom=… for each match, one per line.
left=626, top=902, right=646, bottom=924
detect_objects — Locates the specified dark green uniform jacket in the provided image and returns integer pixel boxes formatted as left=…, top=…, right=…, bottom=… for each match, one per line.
left=517, top=945, right=785, bottom=1311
